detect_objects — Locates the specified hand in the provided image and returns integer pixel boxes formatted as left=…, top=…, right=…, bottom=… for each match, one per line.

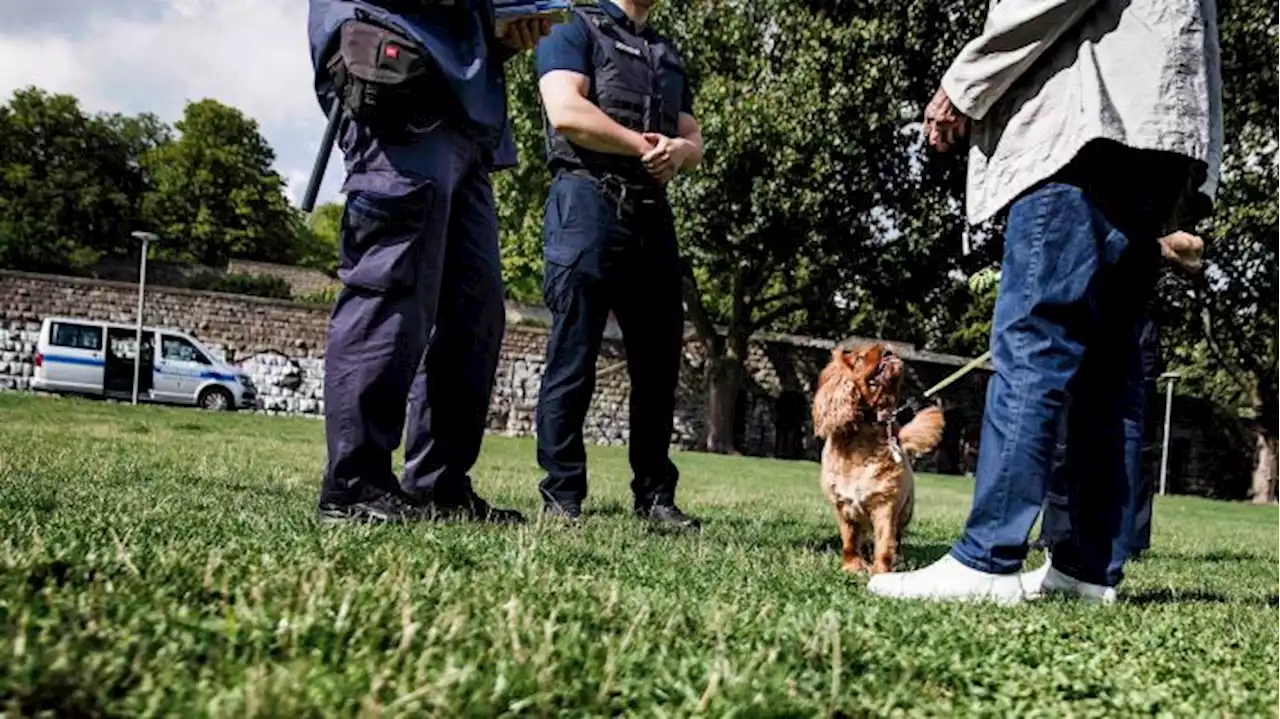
left=640, top=133, right=690, bottom=184
left=497, top=17, right=554, bottom=52
left=922, top=86, right=969, bottom=153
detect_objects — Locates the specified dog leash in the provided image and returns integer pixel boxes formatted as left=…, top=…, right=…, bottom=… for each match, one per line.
left=893, top=349, right=993, bottom=423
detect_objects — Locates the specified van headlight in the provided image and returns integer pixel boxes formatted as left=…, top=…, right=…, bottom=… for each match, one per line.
left=237, top=374, right=255, bottom=389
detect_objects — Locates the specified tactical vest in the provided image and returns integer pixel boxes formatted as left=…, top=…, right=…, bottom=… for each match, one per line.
left=545, top=5, right=685, bottom=184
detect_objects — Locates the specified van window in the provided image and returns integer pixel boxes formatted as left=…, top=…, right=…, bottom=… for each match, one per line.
left=161, top=335, right=211, bottom=365
left=50, top=322, right=103, bottom=351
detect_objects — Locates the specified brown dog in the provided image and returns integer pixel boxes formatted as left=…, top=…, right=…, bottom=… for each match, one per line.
left=812, top=343, right=945, bottom=574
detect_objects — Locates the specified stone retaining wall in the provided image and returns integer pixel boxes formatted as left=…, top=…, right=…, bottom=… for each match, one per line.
left=0, top=269, right=996, bottom=466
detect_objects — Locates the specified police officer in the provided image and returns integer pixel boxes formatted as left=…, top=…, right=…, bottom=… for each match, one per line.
left=308, top=0, right=551, bottom=524
left=533, top=0, right=703, bottom=527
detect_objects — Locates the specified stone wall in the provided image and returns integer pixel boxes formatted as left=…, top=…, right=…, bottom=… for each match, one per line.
left=0, top=269, right=985, bottom=459
left=225, top=260, right=339, bottom=298
left=0, top=269, right=1257, bottom=497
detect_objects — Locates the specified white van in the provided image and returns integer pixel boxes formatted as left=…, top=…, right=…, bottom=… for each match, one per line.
left=31, top=316, right=258, bottom=411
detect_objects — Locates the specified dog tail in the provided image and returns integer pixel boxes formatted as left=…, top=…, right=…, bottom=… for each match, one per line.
left=897, top=405, right=944, bottom=457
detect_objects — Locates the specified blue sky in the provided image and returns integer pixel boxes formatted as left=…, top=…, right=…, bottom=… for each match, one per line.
left=0, top=0, right=347, bottom=207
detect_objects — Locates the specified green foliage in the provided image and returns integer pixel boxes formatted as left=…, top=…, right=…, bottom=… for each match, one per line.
left=493, top=53, right=554, bottom=304
left=0, top=87, right=158, bottom=271
left=297, top=284, right=341, bottom=306
left=295, top=200, right=344, bottom=276
left=0, top=88, right=318, bottom=277
left=140, top=99, right=303, bottom=268
left=186, top=272, right=294, bottom=300
left=1, top=394, right=1277, bottom=715
left=1157, top=0, right=1277, bottom=435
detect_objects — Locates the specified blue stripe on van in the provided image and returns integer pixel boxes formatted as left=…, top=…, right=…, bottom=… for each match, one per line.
left=42, top=354, right=105, bottom=367
left=43, top=355, right=237, bottom=383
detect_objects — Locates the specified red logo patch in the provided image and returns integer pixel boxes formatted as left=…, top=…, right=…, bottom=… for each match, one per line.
left=385, top=44, right=399, bottom=59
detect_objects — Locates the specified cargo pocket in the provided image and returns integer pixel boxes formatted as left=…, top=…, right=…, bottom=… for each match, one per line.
left=541, top=242, right=584, bottom=316
left=338, top=183, right=434, bottom=292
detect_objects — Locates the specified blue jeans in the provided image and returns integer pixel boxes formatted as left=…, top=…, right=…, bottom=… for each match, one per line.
left=950, top=143, right=1190, bottom=587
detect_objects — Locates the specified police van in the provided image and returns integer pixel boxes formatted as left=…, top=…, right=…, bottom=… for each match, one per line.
left=31, top=316, right=258, bottom=411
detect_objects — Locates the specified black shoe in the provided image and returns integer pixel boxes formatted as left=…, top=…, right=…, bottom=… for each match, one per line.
left=639, top=503, right=701, bottom=532
left=542, top=501, right=583, bottom=525
left=318, top=492, right=423, bottom=525
left=428, top=492, right=526, bottom=525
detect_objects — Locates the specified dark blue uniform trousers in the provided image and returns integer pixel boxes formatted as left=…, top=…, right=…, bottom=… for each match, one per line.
left=321, top=120, right=505, bottom=506
left=536, top=173, right=685, bottom=509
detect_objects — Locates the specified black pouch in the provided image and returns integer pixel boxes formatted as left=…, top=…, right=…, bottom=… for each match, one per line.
left=327, top=20, right=434, bottom=140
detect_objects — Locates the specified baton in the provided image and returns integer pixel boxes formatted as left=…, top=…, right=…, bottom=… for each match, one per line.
left=300, top=100, right=343, bottom=214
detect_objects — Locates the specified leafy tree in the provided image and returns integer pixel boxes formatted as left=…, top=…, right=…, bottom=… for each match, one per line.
left=1156, top=0, right=1278, bottom=502
left=0, top=87, right=153, bottom=271
left=654, top=0, right=991, bottom=452
left=140, top=99, right=301, bottom=268
left=295, top=200, right=344, bottom=276
left=493, top=53, right=555, bottom=304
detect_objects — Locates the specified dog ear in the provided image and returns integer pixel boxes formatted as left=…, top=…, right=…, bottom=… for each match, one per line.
left=813, top=352, right=855, bottom=439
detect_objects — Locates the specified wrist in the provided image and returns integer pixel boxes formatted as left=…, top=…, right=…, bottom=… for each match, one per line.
left=630, top=132, right=653, bottom=156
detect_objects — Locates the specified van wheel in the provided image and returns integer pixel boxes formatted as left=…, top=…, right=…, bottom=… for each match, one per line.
left=198, top=387, right=233, bottom=412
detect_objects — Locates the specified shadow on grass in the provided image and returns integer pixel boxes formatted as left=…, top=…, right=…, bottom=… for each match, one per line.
left=1125, top=588, right=1229, bottom=605
left=800, top=535, right=952, bottom=567
left=1140, top=549, right=1272, bottom=564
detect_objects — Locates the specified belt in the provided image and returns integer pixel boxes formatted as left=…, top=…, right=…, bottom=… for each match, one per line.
left=561, top=169, right=665, bottom=219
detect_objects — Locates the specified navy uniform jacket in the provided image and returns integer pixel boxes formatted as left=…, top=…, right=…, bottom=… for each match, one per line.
left=307, top=0, right=518, bottom=168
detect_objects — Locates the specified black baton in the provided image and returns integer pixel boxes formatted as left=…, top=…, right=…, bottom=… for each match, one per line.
left=301, top=100, right=343, bottom=213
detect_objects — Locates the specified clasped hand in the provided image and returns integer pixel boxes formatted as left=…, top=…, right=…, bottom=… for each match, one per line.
left=640, top=133, right=690, bottom=184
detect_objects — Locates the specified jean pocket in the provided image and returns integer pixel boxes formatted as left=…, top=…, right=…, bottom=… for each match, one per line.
left=338, top=183, right=434, bottom=292
left=541, top=242, right=584, bottom=315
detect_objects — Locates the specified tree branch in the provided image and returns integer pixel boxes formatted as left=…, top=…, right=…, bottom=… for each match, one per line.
left=756, top=280, right=820, bottom=309
left=681, top=263, right=722, bottom=357
left=752, top=299, right=809, bottom=332
left=1193, top=276, right=1256, bottom=398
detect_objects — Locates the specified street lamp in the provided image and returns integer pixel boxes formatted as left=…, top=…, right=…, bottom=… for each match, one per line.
left=1158, top=370, right=1183, bottom=496
left=130, top=231, right=159, bottom=406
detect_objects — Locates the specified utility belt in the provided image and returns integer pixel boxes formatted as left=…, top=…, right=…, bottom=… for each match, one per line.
left=561, top=168, right=666, bottom=219
left=326, top=18, right=466, bottom=143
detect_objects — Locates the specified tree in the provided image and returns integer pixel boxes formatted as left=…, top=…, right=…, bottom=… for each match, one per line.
left=0, top=87, right=154, bottom=271
left=140, top=99, right=301, bottom=268
left=653, top=0, right=990, bottom=452
left=295, top=200, right=344, bottom=276
left=493, top=53, right=555, bottom=305
left=1157, top=0, right=1278, bottom=502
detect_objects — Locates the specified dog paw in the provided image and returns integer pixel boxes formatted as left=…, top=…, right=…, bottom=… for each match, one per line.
left=841, top=558, right=867, bottom=574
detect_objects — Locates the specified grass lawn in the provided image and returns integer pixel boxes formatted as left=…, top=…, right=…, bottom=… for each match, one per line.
left=0, top=392, right=1276, bottom=717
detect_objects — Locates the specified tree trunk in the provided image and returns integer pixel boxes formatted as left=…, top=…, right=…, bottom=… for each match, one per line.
left=705, top=355, right=744, bottom=454
left=1250, top=431, right=1278, bottom=504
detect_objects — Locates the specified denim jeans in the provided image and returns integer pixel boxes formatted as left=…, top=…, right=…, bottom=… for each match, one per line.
left=949, top=142, right=1192, bottom=587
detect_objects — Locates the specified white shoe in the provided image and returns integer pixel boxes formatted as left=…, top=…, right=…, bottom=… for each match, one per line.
left=866, top=554, right=1025, bottom=605
left=1021, top=561, right=1117, bottom=605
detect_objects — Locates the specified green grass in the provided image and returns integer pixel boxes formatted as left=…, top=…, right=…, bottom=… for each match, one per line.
left=0, top=393, right=1275, bottom=717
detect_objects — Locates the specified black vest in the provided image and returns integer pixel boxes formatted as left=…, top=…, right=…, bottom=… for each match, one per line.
left=545, top=5, right=686, bottom=185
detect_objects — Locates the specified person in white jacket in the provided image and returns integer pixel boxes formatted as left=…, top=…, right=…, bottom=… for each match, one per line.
left=869, top=0, right=1222, bottom=604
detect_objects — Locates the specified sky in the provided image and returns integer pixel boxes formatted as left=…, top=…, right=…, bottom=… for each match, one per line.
left=0, top=0, right=347, bottom=208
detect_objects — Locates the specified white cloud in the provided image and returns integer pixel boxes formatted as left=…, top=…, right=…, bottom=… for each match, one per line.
left=0, top=0, right=347, bottom=208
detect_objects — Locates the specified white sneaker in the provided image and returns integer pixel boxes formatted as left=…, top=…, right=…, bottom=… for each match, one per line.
left=866, top=554, right=1026, bottom=605
left=1021, top=561, right=1117, bottom=605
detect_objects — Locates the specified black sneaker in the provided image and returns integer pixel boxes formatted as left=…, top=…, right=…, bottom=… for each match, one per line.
left=640, top=503, right=702, bottom=532
left=429, top=492, right=526, bottom=525
left=542, top=501, right=584, bottom=525
left=318, top=492, right=423, bottom=525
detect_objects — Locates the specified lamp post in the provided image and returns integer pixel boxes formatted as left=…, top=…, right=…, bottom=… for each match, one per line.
left=130, top=231, right=159, bottom=406
left=1158, top=371, right=1182, bottom=496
